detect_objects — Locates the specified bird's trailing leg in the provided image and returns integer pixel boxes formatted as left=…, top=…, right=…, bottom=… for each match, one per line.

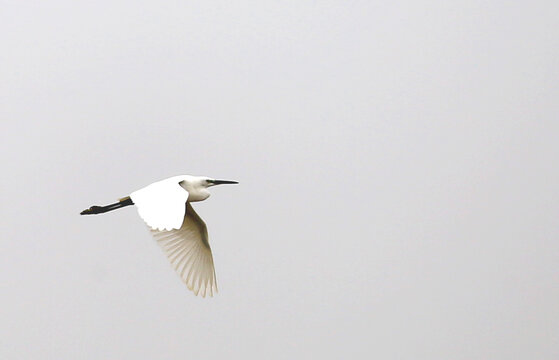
left=80, top=197, right=134, bottom=215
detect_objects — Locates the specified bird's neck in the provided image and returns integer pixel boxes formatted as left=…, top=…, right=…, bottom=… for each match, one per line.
left=188, top=189, right=211, bottom=202
left=179, top=181, right=211, bottom=202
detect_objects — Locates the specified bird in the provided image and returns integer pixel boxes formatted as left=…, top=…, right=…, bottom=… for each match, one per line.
left=80, top=175, right=238, bottom=297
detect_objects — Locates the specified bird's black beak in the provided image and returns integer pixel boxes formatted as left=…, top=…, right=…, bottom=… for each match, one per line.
left=210, top=179, right=239, bottom=185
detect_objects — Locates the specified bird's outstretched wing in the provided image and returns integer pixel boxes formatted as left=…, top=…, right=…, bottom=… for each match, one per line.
left=151, top=203, right=217, bottom=297
left=130, top=178, right=189, bottom=231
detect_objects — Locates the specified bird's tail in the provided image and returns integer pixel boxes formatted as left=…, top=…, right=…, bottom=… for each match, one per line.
left=80, top=197, right=134, bottom=215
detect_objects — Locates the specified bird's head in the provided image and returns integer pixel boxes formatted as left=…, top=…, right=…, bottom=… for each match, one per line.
left=179, top=176, right=238, bottom=201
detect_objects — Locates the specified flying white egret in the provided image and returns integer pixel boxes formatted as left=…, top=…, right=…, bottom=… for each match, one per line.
left=80, top=175, right=238, bottom=297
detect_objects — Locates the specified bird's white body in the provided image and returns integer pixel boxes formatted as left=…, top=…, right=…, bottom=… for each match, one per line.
left=129, top=175, right=225, bottom=231
left=82, top=174, right=238, bottom=297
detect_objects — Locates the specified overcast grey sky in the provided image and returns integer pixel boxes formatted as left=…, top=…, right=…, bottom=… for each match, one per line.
left=1, top=1, right=558, bottom=359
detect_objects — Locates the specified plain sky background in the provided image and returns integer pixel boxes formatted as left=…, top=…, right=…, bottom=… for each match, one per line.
left=1, top=1, right=558, bottom=359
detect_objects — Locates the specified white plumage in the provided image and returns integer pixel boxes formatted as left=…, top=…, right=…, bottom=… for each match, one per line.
left=130, top=176, right=189, bottom=231
left=81, top=175, right=238, bottom=297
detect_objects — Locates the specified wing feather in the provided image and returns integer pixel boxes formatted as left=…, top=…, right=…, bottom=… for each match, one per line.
left=130, top=177, right=189, bottom=231
left=151, top=203, right=217, bottom=297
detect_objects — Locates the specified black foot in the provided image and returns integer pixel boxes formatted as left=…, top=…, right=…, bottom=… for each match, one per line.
left=80, top=206, right=103, bottom=215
